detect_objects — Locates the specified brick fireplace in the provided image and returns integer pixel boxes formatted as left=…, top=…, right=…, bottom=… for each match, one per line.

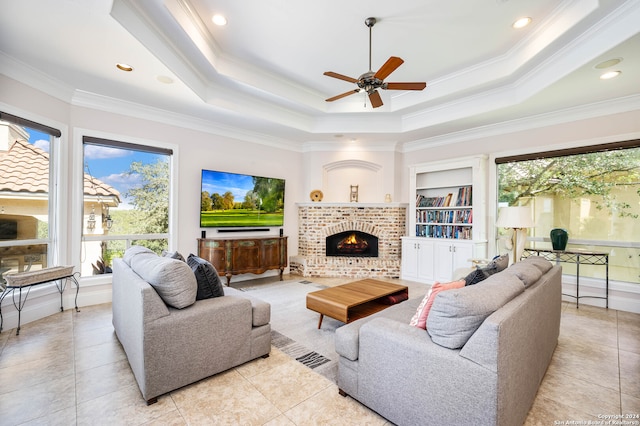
left=290, top=203, right=407, bottom=278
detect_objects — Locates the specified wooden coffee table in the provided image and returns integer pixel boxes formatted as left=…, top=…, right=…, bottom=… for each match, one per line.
left=306, top=279, right=408, bottom=329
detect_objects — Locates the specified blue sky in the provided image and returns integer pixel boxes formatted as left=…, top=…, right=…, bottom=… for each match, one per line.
left=201, top=170, right=254, bottom=201
left=27, top=128, right=164, bottom=209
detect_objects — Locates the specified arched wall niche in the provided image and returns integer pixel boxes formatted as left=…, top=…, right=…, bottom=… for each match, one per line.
left=322, top=159, right=383, bottom=202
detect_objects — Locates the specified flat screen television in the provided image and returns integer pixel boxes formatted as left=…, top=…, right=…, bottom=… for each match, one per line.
left=200, top=169, right=285, bottom=228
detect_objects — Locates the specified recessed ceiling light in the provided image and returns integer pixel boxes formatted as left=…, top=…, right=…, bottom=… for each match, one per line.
left=212, top=14, right=227, bottom=26
left=156, top=75, right=174, bottom=84
left=594, top=58, right=623, bottom=69
left=116, top=63, right=133, bottom=72
left=512, top=17, right=532, bottom=29
left=600, top=70, right=621, bottom=80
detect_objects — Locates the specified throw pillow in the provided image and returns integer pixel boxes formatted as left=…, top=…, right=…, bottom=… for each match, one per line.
left=482, top=253, right=509, bottom=276
left=463, top=268, right=487, bottom=286
left=427, top=274, right=525, bottom=349
left=409, top=280, right=465, bottom=329
left=128, top=251, right=197, bottom=309
left=187, top=254, right=224, bottom=300
left=162, top=250, right=186, bottom=262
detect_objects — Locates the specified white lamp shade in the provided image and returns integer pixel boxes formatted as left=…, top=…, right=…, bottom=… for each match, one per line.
left=496, top=206, right=534, bottom=229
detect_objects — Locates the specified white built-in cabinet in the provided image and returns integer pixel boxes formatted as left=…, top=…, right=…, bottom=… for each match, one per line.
left=401, top=237, right=435, bottom=282
left=402, top=156, right=487, bottom=284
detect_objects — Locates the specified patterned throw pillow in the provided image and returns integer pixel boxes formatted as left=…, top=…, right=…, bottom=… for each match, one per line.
left=464, top=268, right=487, bottom=286
left=187, top=254, right=224, bottom=300
left=409, top=280, right=466, bottom=329
left=482, top=254, right=509, bottom=276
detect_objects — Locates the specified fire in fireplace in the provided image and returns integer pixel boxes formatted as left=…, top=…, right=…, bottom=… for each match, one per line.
left=326, top=231, right=379, bottom=257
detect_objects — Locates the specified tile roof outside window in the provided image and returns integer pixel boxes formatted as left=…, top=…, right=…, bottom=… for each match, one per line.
left=0, top=139, right=120, bottom=201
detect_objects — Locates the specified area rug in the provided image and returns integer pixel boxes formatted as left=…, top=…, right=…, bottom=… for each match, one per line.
left=241, top=280, right=345, bottom=383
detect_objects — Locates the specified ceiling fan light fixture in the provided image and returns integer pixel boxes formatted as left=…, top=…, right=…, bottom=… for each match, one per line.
left=512, top=17, right=532, bottom=29
left=323, top=17, right=426, bottom=108
left=212, top=14, right=227, bottom=26
left=600, top=70, right=621, bottom=80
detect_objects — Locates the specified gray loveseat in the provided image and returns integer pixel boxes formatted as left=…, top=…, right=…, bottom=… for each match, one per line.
left=112, top=248, right=271, bottom=404
left=335, top=256, right=561, bottom=426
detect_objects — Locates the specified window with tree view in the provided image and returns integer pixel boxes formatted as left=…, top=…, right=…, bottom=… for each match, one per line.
left=497, top=143, right=640, bottom=283
left=82, top=137, right=172, bottom=277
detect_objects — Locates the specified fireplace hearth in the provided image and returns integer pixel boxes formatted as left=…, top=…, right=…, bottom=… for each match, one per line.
left=326, top=231, right=379, bottom=257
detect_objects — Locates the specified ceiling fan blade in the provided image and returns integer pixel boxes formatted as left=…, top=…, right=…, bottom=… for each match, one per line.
left=373, top=56, right=404, bottom=80
left=326, top=89, right=360, bottom=102
left=323, top=71, right=359, bottom=84
left=368, top=90, right=383, bottom=108
left=384, top=82, right=427, bottom=90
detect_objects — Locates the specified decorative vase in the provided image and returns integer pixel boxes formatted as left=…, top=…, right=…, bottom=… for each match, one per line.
left=550, top=228, right=569, bottom=251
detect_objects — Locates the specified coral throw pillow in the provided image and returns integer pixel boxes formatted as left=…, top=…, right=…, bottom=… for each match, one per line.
left=410, top=280, right=465, bottom=329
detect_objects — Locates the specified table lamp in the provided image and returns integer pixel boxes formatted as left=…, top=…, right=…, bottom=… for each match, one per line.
left=496, top=206, right=534, bottom=264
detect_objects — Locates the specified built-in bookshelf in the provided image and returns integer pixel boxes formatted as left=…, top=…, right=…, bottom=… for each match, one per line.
left=415, top=185, right=473, bottom=239
left=403, top=156, right=487, bottom=284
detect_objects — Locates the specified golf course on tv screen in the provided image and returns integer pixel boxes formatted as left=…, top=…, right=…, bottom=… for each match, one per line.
left=200, top=170, right=285, bottom=228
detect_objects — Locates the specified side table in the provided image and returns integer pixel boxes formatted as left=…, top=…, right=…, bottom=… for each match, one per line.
left=522, top=248, right=608, bottom=308
left=0, top=266, right=80, bottom=335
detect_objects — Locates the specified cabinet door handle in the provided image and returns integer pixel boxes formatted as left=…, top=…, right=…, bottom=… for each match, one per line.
left=453, top=246, right=456, bottom=253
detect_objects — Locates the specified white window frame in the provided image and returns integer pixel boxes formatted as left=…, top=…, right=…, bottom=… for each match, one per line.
left=72, top=129, right=178, bottom=286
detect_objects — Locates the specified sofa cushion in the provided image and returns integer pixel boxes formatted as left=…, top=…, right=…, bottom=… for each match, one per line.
left=426, top=273, right=525, bottom=349
left=123, top=245, right=155, bottom=266
left=129, top=251, right=197, bottom=309
left=503, top=261, right=543, bottom=288
left=410, top=280, right=465, bottom=329
left=187, top=254, right=225, bottom=300
left=521, top=255, right=553, bottom=274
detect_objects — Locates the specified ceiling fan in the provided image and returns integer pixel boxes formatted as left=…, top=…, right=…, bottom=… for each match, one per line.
left=324, top=17, right=427, bottom=108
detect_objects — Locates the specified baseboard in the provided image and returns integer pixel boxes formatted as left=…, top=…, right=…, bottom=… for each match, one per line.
left=1, top=282, right=113, bottom=333
left=561, top=275, right=640, bottom=313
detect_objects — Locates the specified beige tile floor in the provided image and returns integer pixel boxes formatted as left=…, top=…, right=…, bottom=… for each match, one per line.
left=0, top=276, right=639, bottom=425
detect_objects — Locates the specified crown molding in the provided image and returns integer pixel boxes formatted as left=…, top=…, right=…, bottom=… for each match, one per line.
left=0, top=53, right=76, bottom=104
left=401, top=94, right=640, bottom=153
left=70, top=90, right=303, bottom=152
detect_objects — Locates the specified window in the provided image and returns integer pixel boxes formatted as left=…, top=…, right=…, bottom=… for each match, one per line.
left=81, top=136, right=172, bottom=277
left=497, top=141, right=640, bottom=283
left=0, top=113, right=61, bottom=283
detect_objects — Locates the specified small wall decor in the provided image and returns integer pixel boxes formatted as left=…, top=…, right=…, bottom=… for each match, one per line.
left=385, top=193, right=392, bottom=203
left=350, top=185, right=359, bottom=202
left=310, top=189, right=323, bottom=202
left=550, top=228, right=569, bottom=251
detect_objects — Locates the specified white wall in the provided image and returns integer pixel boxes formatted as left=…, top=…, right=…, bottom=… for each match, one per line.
left=302, top=146, right=399, bottom=203
left=1, top=73, right=639, bottom=330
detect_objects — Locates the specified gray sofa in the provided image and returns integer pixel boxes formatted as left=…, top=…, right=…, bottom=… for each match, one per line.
left=335, top=256, right=561, bottom=426
left=112, top=250, right=271, bottom=404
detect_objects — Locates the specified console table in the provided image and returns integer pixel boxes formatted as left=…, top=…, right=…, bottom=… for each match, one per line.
left=0, top=266, right=80, bottom=335
left=198, top=236, right=288, bottom=285
left=522, top=248, right=608, bottom=308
